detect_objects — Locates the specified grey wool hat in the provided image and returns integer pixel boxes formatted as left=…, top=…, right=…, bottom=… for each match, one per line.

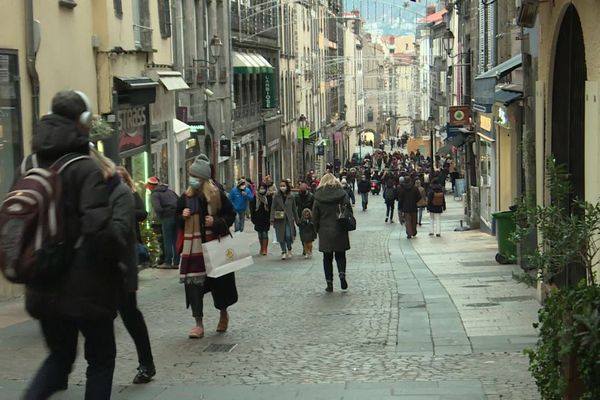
left=189, top=154, right=211, bottom=180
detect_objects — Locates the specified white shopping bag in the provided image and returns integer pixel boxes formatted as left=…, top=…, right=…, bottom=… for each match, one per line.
left=203, top=234, right=254, bottom=278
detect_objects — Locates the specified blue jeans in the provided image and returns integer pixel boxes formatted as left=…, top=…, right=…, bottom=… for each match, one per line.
left=161, top=217, right=179, bottom=266
left=279, top=221, right=293, bottom=252
left=361, top=192, right=369, bottom=209
left=235, top=210, right=246, bottom=232
left=257, top=231, right=269, bottom=240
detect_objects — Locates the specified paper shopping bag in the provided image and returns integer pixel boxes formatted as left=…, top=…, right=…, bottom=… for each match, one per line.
left=203, top=234, right=254, bottom=278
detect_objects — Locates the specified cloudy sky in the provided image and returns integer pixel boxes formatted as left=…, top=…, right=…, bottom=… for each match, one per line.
left=343, top=0, right=442, bottom=36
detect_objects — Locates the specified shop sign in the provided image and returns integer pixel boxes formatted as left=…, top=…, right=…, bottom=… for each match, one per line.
left=449, top=106, right=470, bottom=125
left=479, top=115, right=492, bottom=132
left=262, top=72, right=276, bottom=109
left=220, top=138, right=232, bottom=157
left=118, top=105, right=147, bottom=154
left=496, top=107, right=509, bottom=128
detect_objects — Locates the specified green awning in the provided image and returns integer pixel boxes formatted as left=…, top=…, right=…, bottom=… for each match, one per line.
left=255, top=54, right=274, bottom=73
left=244, top=53, right=265, bottom=73
left=233, top=52, right=254, bottom=74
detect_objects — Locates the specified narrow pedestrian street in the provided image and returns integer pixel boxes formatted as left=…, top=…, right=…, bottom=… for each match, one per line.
left=0, top=194, right=540, bottom=400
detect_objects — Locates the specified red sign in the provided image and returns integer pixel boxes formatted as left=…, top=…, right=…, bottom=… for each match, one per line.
left=449, top=106, right=470, bottom=126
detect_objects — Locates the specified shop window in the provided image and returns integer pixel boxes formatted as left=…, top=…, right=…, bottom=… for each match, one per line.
left=0, top=51, right=23, bottom=197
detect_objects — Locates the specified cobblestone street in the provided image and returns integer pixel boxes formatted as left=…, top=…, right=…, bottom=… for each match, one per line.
left=0, top=193, right=541, bottom=399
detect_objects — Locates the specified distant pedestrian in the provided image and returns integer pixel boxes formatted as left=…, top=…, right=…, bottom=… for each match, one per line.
left=228, top=179, right=254, bottom=232
left=299, top=208, right=317, bottom=259
left=397, top=177, right=421, bottom=239
left=357, top=174, right=371, bottom=211
left=22, top=90, right=118, bottom=400
left=415, top=179, right=428, bottom=227
left=428, top=182, right=446, bottom=237
left=383, top=181, right=397, bottom=223
left=93, top=153, right=156, bottom=385
left=313, top=173, right=353, bottom=292
left=341, top=178, right=355, bottom=205
left=270, top=180, right=300, bottom=260
left=295, top=183, right=314, bottom=219
left=250, top=183, right=272, bottom=256
left=177, top=154, right=238, bottom=339
left=148, top=176, right=180, bottom=268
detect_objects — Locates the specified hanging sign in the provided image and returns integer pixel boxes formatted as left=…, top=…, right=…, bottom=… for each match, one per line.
left=297, top=127, right=310, bottom=139
left=449, top=106, right=470, bottom=126
left=220, top=138, right=232, bottom=157
left=262, top=72, right=276, bottom=109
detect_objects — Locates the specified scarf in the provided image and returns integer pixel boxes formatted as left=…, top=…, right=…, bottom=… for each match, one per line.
left=255, top=192, right=269, bottom=211
left=179, top=196, right=218, bottom=285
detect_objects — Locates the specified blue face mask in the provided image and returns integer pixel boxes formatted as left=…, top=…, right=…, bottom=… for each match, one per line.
left=189, top=177, right=201, bottom=189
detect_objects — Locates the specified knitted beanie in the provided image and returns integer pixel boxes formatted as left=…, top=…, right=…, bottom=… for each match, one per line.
left=189, top=154, right=211, bottom=180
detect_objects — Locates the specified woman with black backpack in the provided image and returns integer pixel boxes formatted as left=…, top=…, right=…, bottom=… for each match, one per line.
left=427, top=182, right=447, bottom=237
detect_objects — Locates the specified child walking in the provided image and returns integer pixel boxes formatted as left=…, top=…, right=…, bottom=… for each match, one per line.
left=299, top=208, right=317, bottom=259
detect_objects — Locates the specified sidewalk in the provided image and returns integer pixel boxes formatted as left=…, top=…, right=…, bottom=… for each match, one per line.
left=0, top=191, right=540, bottom=400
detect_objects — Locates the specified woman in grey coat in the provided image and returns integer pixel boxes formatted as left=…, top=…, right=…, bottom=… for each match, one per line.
left=270, top=180, right=300, bottom=260
left=312, top=173, right=353, bottom=292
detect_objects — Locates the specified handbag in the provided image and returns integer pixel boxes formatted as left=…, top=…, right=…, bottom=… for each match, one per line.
left=274, top=210, right=285, bottom=220
left=337, top=203, right=356, bottom=232
left=203, top=233, right=254, bottom=278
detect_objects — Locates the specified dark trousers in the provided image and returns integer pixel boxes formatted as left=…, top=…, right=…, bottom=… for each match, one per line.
left=361, top=193, right=368, bottom=209
left=405, top=212, right=418, bottom=236
left=161, top=217, right=180, bottom=266
left=386, top=202, right=395, bottom=220
left=186, top=283, right=208, bottom=319
left=118, top=292, right=154, bottom=367
left=25, top=318, right=116, bottom=400
left=323, top=251, right=347, bottom=281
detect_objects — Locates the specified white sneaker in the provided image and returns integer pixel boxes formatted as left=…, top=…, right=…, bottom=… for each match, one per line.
left=281, top=252, right=286, bottom=260
left=304, top=254, right=309, bottom=259
left=287, top=251, right=292, bottom=259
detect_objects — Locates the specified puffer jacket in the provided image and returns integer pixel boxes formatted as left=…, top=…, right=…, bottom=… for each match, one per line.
left=25, top=114, right=119, bottom=321
left=312, top=186, right=352, bottom=252
left=150, top=185, right=179, bottom=220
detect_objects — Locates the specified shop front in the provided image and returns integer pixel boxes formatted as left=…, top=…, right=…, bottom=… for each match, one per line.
left=264, top=116, right=281, bottom=184
left=476, top=113, right=496, bottom=231
left=0, top=50, right=22, bottom=198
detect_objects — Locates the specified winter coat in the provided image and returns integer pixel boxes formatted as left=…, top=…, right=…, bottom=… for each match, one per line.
left=312, top=186, right=352, bottom=252
left=133, top=192, right=147, bottom=244
left=151, top=184, right=179, bottom=220
left=108, top=180, right=139, bottom=293
left=295, top=192, right=314, bottom=217
left=384, top=185, right=397, bottom=203
left=416, top=186, right=428, bottom=208
left=175, top=188, right=238, bottom=310
left=24, top=114, right=119, bottom=321
left=357, top=179, right=371, bottom=194
left=397, top=182, right=421, bottom=213
left=270, top=190, right=300, bottom=243
left=427, top=184, right=447, bottom=213
left=343, top=186, right=355, bottom=204
left=228, top=186, right=254, bottom=212
left=299, top=219, right=317, bottom=242
left=250, top=195, right=272, bottom=232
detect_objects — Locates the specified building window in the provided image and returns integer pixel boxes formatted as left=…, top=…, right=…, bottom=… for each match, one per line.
left=113, top=0, right=123, bottom=18
left=133, top=0, right=153, bottom=51
left=0, top=50, right=23, bottom=197
left=157, top=0, right=171, bottom=39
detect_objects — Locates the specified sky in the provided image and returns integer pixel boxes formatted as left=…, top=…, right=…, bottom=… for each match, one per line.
left=343, top=0, right=442, bottom=36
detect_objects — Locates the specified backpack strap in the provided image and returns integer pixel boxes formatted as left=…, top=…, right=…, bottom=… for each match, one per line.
left=19, top=154, right=38, bottom=175
left=50, top=153, right=91, bottom=174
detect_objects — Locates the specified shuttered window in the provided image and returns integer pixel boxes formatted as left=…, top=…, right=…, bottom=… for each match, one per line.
left=158, top=0, right=171, bottom=39
left=114, top=0, right=123, bottom=18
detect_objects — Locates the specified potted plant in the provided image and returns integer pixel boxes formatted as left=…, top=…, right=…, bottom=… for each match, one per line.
left=513, top=159, right=600, bottom=400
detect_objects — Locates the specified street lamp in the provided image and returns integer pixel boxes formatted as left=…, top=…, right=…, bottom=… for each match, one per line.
left=299, top=114, right=308, bottom=179
left=443, top=29, right=454, bottom=56
left=193, top=34, right=224, bottom=65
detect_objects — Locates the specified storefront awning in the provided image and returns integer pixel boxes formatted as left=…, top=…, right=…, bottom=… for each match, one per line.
left=113, top=76, right=157, bottom=105
left=437, top=132, right=468, bottom=155
left=114, top=76, right=158, bottom=90
left=243, top=53, right=262, bottom=73
left=254, top=54, right=274, bottom=73
left=474, top=54, right=522, bottom=110
left=494, top=89, right=522, bottom=105
left=173, top=118, right=191, bottom=142
left=233, top=52, right=255, bottom=74
left=475, top=54, right=522, bottom=81
left=157, top=71, right=189, bottom=91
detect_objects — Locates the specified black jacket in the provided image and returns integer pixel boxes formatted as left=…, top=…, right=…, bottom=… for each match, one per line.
left=133, top=192, right=147, bottom=244
left=313, top=186, right=352, bottom=252
left=357, top=179, right=371, bottom=194
left=427, top=184, right=447, bottom=213
left=397, top=182, right=422, bottom=213
left=250, top=195, right=272, bottom=232
left=295, top=192, right=314, bottom=217
left=151, top=185, right=179, bottom=220
left=25, top=114, right=119, bottom=321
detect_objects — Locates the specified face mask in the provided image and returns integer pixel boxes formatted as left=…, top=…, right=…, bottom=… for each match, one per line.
left=259, top=189, right=266, bottom=194
left=189, top=177, right=201, bottom=189
left=240, top=185, right=246, bottom=190
left=280, top=186, right=287, bottom=192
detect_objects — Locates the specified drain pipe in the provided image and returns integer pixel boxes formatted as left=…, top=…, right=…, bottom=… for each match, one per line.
left=25, top=0, right=40, bottom=131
